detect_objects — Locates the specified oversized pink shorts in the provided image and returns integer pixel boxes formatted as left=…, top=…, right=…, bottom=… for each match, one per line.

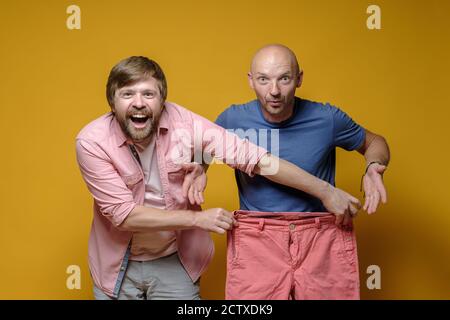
left=226, top=210, right=360, bottom=300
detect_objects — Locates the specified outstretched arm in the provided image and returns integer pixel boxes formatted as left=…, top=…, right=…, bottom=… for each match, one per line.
left=254, top=154, right=362, bottom=226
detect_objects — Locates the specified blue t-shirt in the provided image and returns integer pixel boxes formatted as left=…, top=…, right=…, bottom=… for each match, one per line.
left=215, top=97, right=365, bottom=212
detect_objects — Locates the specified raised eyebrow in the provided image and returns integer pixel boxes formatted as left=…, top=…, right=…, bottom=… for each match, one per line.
left=279, top=73, right=292, bottom=78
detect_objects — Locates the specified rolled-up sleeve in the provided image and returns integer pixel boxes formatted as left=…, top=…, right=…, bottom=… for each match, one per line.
left=190, top=112, right=268, bottom=177
left=75, top=139, right=136, bottom=227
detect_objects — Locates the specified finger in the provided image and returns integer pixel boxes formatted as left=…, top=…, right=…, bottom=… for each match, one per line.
left=367, top=194, right=375, bottom=214
left=197, top=191, right=204, bottom=205
left=193, top=189, right=202, bottom=205
left=222, top=210, right=238, bottom=227
left=188, top=185, right=195, bottom=205
left=375, top=176, right=387, bottom=203
left=369, top=192, right=378, bottom=214
left=370, top=192, right=381, bottom=214
left=363, top=185, right=370, bottom=211
left=217, top=221, right=232, bottom=231
left=348, top=203, right=359, bottom=217
left=211, top=226, right=226, bottom=234
left=366, top=190, right=373, bottom=213
left=368, top=193, right=375, bottom=214
left=349, top=196, right=362, bottom=210
left=368, top=195, right=374, bottom=214
left=198, top=191, right=205, bottom=204
left=363, top=193, right=369, bottom=211
left=221, top=210, right=233, bottom=219
left=182, top=175, right=193, bottom=197
left=194, top=189, right=201, bottom=205
left=218, top=215, right=234, bottom=225
left=365, top=195, right=372, bottom=214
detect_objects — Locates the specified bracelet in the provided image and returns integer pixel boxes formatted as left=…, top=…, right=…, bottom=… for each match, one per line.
left=364, top=161, right=384, bottom=175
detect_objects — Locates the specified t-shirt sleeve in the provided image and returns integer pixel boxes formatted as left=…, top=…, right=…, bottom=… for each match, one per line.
left=331, top=105, right=366, bottom=151
left=189, top=109, right=268, bottom=177
left=215, top=108, right=229, bottom=129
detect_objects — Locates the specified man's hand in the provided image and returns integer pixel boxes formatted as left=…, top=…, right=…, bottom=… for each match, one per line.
left=320, top=184, right=362, bottom=227
left=181, top=162, right=207, bottom=206
left=362, top=163, right=387, bottom=214
left=193, top=208, right=238, bottom=234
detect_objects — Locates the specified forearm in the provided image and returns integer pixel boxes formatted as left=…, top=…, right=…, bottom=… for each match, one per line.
left=119, top=205, right=197, bottom=232
left=254, top=154, right=331, bottom=200
left=363, top=135, right=390, bottom=166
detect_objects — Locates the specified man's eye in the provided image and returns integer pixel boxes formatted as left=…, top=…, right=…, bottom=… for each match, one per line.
left=122, top=92, right=132, bottom=98
left=144, top=92, right=154, bottom=98
left=258, top=78, right=267, bottom=83
left=281, top=77, right=290, bottom=82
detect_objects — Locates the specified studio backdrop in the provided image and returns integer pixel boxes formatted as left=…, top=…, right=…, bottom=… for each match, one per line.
left=0, top=0, right=449, bottom=299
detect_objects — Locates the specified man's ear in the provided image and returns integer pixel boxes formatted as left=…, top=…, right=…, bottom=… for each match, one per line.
left=248, top=72, right=254, bottom=89
left=296, top=71, right=304, bottom=88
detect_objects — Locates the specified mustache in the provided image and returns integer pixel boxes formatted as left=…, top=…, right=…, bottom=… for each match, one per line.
left=126, top=109, right=153, bottom=118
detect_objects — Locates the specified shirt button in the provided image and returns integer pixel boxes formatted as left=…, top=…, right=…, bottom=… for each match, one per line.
left=120, top=267, right=125, bottom=271
left=289, top=224, right=295, bottom=230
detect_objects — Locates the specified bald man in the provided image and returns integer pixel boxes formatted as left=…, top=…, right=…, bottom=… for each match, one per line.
left=215, top=44, right=390, bottom=300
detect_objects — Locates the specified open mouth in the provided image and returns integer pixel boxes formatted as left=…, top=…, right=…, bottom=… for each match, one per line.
left=129, top=114, right=150, bottom=128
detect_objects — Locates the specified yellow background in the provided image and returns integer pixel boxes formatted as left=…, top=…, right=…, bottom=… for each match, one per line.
left=0, top=0, right=449, bottom=299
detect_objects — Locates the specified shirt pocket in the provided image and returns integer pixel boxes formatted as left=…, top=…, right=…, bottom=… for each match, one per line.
left=165, top=161, right=188, bottom=207
left=120, top=172, right=143, bottom=189
left=166, top=161, right=185, bottom=183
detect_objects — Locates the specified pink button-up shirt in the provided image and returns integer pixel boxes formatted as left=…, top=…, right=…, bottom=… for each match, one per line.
left=76, top=101, right=267, bottom=298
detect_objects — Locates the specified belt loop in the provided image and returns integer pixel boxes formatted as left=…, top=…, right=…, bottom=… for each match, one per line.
left=315, top=217, right=321, bottom=229
left=258, top=218, right=265, bottom=231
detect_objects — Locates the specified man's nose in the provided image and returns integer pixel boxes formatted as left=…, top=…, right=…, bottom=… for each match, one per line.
left=132, top=93, right=145, bottom=108
left=270, top=81, right=280, bottom=96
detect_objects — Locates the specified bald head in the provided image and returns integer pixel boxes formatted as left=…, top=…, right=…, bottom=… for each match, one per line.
left=250, top=44, right=300, bottom=75
left=247, top=44, right=303, bottom=123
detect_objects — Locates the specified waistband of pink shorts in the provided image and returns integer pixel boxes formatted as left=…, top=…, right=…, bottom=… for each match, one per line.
left=233, top=210, right=336, bottom=226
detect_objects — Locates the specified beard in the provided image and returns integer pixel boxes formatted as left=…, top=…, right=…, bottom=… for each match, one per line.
left=124, top=119, right=154, bottom=141
left=116, top=108, right=161, bottom=142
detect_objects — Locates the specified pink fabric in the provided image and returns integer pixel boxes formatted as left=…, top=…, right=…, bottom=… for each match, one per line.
left=129, top=137, right=177, bottom=262
left=226, top=210, right=360, bottom=300
left=76, top=102, right=268, bottom=297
